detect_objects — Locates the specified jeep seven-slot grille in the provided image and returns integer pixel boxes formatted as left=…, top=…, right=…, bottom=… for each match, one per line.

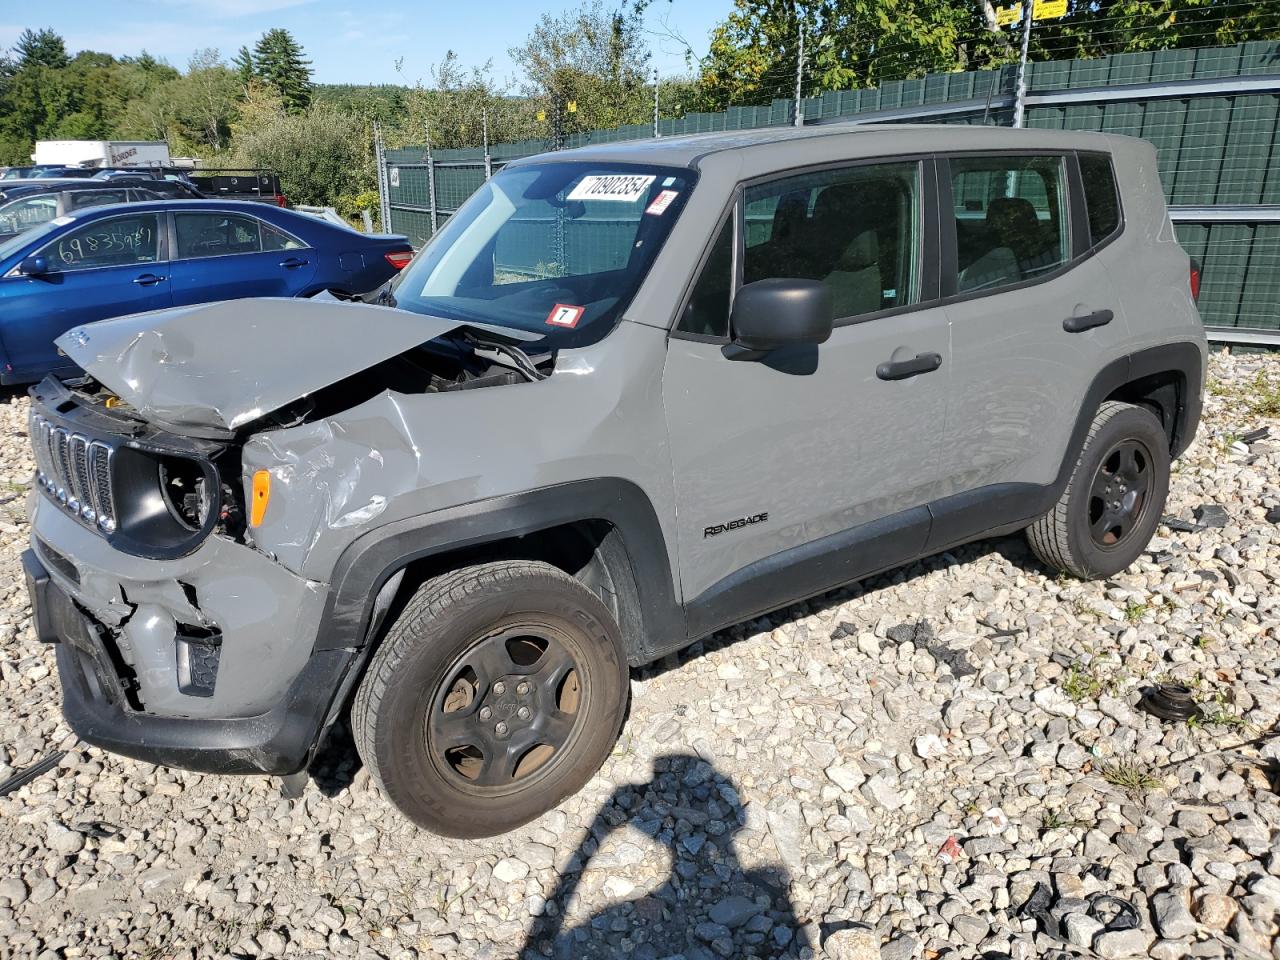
left=31, top=414, right=116, bottom=533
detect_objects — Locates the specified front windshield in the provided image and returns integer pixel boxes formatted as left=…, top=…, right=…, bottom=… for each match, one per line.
left=390, top=161, right=696, bottom=349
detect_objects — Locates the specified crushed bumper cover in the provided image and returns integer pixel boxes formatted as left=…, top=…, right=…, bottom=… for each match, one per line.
left=26, top=548, right=355, bottom=775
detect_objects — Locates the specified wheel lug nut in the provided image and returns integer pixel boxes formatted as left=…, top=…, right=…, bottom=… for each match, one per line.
left=517, top=706, right=531, bottom=720
left=517, top=682, right=530, bottom=696
left=493, top=681, right=506, bottom=695
left=495, top=721, right=508, bottom=735
left=479, top=706, right=492, bottom=721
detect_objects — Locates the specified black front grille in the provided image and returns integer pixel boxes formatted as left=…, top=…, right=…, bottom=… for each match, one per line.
left=31, top=413, right=117, bottom=533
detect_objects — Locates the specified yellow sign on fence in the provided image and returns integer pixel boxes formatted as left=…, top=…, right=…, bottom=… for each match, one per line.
left=996, top=5, right=1022, bottom=26
left=1034, top=0, right=1068, bottom=19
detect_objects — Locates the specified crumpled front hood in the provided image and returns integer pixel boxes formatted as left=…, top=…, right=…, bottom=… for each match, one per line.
left=56, top=298, right=466, bottom=435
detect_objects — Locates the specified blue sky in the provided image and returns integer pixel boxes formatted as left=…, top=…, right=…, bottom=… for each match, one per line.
left=1, top=0, right=729, bottom=86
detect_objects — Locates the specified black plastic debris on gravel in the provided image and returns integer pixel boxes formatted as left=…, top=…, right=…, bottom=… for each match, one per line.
left=885, top=620, right=977, bottom=677
left=1193, top=503, right=1230, bottom=528
left=1138, top=683, right=1203, bottom=723
left=0, top=750, right=65, bottom=797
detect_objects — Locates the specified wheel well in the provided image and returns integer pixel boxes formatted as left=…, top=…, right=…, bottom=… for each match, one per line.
left=1104, top=370, right=1186, bottom=453
left=369, top=521, right=647, bottom=663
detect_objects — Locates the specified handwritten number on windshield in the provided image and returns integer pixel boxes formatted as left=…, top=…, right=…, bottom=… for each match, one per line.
left=57, top=223, right=154, bottom=265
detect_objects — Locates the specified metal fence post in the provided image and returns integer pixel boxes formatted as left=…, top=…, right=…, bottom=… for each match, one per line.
left=1013, top=0, right=1034, bottom=128
left=653, top=69, right=661, bottom=138
left=373, top=122, right=391, bottom=234
left=426, top=127, right=438, bottom=236
left=483, top=108, right=493, bottom=180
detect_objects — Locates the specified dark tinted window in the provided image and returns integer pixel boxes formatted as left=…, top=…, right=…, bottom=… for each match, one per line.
left=678, top=216, right=733, bottom=337
left=743, top=162, right=920, bottom=320
left=951, top=155, right=1067, bottom=293
left=1080, top=153, right=1121, bottom=247
left=175, top=212, right=265, bottom=259
left=40, top=213, right=160, bottom=271
left=68, top=189, right=128, bottom=210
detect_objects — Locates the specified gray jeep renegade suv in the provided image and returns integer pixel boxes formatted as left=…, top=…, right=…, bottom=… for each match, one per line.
left=24, top=125, right=1206, bottom=837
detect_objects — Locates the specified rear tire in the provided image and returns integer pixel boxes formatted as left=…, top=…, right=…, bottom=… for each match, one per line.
left=352, top=560, right=628, bottom=837
left=1027, top=401, right=1169, bottom=580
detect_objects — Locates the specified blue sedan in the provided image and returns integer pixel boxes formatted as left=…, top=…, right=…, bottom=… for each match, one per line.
left=0, top=200, right=413, bottom=383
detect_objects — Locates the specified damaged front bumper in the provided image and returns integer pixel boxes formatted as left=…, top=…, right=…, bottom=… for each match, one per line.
left=27, top=495, right=350, bottom=775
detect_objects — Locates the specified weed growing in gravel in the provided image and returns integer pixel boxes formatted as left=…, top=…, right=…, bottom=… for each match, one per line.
left=1061, top=657, right=1124, bottom=703
left=1041, top=809, right=1084, bottom=831
left=1246, top=369, right=1280, bottom=418
left=1101, top=761, right=1162, bottom=794
left=1123, top=601, right=1150, bottom=622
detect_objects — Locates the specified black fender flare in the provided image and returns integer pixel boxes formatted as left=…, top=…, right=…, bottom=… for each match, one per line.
left=312, top=478, right=686, bottom=663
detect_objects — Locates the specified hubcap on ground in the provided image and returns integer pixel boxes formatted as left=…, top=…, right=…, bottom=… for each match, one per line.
left=1087, top=437, right=1154, bottom=548
left=427, top=625, right=584, bottom=791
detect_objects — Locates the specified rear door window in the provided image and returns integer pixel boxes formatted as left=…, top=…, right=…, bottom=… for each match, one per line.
left=175, top=211, right=265, bottom=259
left=950, top=155, right=1068, bottom=293
left=1079, top=153, right=1121, bottom=247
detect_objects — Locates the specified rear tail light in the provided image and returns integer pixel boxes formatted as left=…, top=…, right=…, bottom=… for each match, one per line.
left=1189, top=259, right=1202, bottom=302
left=274, top=193, right=287, bottom=207
left=385, top=250, right=413, bottom=270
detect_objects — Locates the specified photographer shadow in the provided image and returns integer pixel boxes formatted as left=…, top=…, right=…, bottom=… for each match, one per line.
left=522, top=752, right=811, bottom=959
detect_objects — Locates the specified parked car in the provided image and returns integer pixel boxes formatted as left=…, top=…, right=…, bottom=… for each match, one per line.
left=1, top=165, right=72, bottom=180
left=30, top=166, right=100, bottom=179
left=23, top=126, right=1205, bottom=838
left=187, top=169, right=287, bottom=207
left=0, top=179, right=182, bottom=242
left=0, top=199, right=412, bottom=382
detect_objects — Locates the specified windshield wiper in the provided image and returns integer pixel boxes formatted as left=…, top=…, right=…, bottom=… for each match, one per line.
left=459, top=330, right=548, bottom=382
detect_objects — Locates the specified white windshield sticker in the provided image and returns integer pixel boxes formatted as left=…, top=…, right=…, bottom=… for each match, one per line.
left=51, top=215, right=76, bottom=226
left=567, top=174, right=655, bottom=203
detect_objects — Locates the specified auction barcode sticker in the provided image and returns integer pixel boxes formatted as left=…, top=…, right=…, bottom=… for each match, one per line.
left=567, top=174, right=655, bottom=202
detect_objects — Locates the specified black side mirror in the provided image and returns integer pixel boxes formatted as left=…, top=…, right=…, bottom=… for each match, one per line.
left=729, top=278, right=833, bottom=354
left=18, top=254, right=52, bottom=277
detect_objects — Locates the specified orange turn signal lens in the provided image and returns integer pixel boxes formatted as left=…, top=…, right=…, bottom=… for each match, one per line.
left=250, top=470, right=271, bottom=527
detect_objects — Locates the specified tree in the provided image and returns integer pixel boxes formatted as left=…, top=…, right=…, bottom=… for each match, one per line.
left=15, top=28, right=69, bottom=69
left=231, top=90, right=371, bottom=206
left=698, top=0, right=1012, bottom=110
left=175, top=49, right=241, bottom=151
left=510, top=1, right=652, bottom=136
left=232, top=46, right=254, bottom=90
left=252, top=28, right=313, bottom=112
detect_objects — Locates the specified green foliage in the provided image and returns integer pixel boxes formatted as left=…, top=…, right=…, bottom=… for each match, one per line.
left=509, top=1, right=654, bottom=137
left=250, top=28, right=314, bottom=113
left=231, top=96, right=372, bottom=207
left=695, top=0, right=1280, bottom=111
left=15, top=28, right=69, bottom=69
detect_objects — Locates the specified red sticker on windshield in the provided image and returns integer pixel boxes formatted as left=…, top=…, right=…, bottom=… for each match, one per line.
left=546, top=304, right=585, bottom=328
left=646, top=190, right=678, bottom=216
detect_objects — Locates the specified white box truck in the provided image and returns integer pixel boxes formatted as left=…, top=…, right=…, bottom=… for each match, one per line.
left=32, top=140, right=171, bottom=169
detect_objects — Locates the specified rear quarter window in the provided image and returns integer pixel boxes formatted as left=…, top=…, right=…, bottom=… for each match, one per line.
left=1079, top=153, right=1121, bottom=247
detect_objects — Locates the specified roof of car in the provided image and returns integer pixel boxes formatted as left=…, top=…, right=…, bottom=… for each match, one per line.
left=510, top=123, right=1121, bottom=170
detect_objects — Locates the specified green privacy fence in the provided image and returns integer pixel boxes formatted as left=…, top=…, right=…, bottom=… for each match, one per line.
left=381, top=42, right=1280, bottom=335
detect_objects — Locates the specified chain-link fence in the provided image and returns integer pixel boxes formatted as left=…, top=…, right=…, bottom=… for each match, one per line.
left=379, top=40, right=1280, bottom=341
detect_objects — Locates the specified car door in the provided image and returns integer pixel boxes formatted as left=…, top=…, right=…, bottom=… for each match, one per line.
left=661, top=158, right=952, bottom=624
left=933, top=151, right=1132, bottom=548
left=0, top=210, right=170, bottom=379
left=168, top=209, right=315, bottom=305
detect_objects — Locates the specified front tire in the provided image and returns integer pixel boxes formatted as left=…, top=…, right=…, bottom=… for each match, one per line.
left=352, top=560, right=629, bottom=837
left=1027, top=401, right=1170, bottom=579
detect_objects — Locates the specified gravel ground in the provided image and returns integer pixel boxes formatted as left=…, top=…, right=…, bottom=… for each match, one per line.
left=2, top=351, right=1279, bottom=960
